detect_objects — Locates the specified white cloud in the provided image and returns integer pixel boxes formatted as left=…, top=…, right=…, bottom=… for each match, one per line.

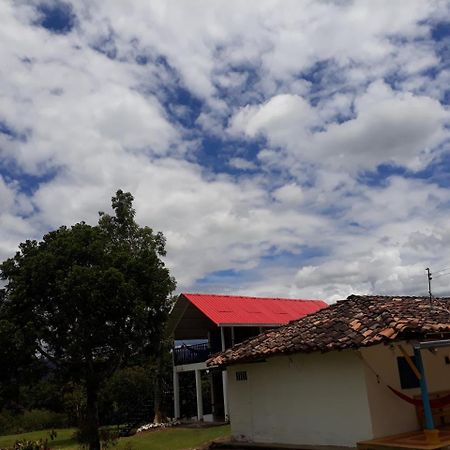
left=313, top=81, right=449, bottom=171
left=273, top=183, right=304, bottom=205
left=230, top=81, right=449, bottom=173
left=228, top=157, right=257, bottom=171
left=0, top=176, right=35, bottom=257
left=229, top=94, right=316, bottom=142
left=1, top=0, right=450, bottom=304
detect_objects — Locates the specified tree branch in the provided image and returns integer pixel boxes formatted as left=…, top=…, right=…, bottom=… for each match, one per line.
left=36, top=343, right=61, bottom=367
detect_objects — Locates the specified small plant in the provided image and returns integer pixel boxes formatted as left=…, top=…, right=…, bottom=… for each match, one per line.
left=2, top=438, right=50, bottom=450
left=136, top=418, right=180, bottom=433
left=0, top=431, right=57, bottom=450
left=73, top=427, right=118, bottom=450
left=99, top=429, right=118, bottom=449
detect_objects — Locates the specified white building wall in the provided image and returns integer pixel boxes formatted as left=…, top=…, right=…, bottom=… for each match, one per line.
left=361, top=342, right=450, bottom=438
left=228, top=350, right=373, bottom=447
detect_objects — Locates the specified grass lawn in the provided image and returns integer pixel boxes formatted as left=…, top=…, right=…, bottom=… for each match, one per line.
left=0, top=425, right=230, bottom=450
left=0, top=429, right=77, bottom=450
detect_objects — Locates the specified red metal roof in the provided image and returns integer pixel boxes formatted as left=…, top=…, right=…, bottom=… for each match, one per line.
left=181, top=293, right=327, bottom=326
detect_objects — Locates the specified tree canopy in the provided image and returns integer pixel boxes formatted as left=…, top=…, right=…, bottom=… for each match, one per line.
left=0, top=190, right=176, bottom=449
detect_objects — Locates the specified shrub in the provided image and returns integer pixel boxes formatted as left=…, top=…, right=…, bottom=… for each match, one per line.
left=73, top=427, right=118, bottom=450
left=0, top=410, right=66, bottom=435
left=0, top=410, right=16, bottom=435
left=0, top=431, right=56, bottom=450
left=19, top=410, right=66, bottom=433
left=99, top=366, right=154, bottom=425
left=0, top=439, right=50, bottom=450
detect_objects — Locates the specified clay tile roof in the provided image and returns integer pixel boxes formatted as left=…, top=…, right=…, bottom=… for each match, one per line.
left=207, top=295, right=450, bottom=367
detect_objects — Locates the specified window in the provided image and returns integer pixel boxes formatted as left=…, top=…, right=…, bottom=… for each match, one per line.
left=236, top=371, right=248, bottom=381
left=397, top=356, right=420, bottom=389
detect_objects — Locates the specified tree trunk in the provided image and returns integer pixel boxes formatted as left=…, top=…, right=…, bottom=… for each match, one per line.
left=85, top=380, right=101, bottom=450
left=153, top=356, right=163, bottom=423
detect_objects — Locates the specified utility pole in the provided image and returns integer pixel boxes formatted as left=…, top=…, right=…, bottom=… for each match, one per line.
left=426, top=267, right=432, bottom=305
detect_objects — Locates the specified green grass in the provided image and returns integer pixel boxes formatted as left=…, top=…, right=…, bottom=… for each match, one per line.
left=0, top=428, right=76, bottom=449
left=0, top=425, right=231, bottom=450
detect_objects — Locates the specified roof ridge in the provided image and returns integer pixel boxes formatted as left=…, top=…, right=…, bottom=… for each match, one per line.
left=182, top=292, right=324, bottom=302
left=347, top=294, right=450, bottom=300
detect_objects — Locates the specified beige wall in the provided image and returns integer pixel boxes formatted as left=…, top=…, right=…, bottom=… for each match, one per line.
left=361, top=342, right=450, bottom=438
left=227, top=350, right=373, bottom=447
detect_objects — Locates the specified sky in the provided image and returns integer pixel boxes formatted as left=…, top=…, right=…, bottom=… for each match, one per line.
left=1, top=0, right=450, bottom=302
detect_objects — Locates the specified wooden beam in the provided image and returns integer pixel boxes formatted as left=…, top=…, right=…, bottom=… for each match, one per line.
left=398, top=344, right=422, bottom=380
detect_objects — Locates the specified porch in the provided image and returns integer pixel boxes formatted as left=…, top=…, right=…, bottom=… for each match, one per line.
left=173, top=342, right=212, bottom=366
left=357, top=425, right=450, bottom=450
left=172, top=329, right=230, bottom=423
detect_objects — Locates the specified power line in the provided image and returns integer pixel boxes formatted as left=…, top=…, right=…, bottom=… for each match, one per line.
left=433, top=272, right=450, bottom=280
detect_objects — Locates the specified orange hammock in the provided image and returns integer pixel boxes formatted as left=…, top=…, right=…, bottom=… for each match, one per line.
left=388, top=386, right=450, bottom=409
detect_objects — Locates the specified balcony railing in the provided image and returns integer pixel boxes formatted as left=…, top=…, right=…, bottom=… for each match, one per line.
left=173, top=343, right=211, bottom=366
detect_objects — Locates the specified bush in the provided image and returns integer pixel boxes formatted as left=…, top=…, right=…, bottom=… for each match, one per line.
left=0, top=439, right=51, bottom=450
left=0, top=431, right=57, bottom=450
left=73, top=427, right=118, bottom=450
left=0, top=410, right=16, bottom=435
left=99, top=366, right=154, bottom=426
left=62, top=383, right=85, bottom=426
left=0, top=410, right=66, bottom=435
left=19, top=410, right=66, bottom=433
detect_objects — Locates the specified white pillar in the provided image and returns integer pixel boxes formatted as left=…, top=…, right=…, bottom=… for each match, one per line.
left=220, top=327, right=229, bottom=421
left=195, top=369, right=203, bottom=421
left=222, top=370, right=229, bottom=421
left=210, top=370, right=215, bottom=418
left=173, top=368, right=180, bottom=419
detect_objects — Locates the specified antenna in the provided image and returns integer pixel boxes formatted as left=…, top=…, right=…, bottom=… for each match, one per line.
left=426, top=268, right=432, bottom=304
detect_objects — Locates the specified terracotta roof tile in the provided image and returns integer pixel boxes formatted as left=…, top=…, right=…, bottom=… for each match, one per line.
left=207, top=295, right=450, bottom=366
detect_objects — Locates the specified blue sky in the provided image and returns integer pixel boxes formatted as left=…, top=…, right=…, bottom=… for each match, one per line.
left=1, top=1, right=450, bottom=302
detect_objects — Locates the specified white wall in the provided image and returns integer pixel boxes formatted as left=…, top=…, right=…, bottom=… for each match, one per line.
left=361, top=342, right=450, bottom=438
left=227, top=350, right=373, bottom=448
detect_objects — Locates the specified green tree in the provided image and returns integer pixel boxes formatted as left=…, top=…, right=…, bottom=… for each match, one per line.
left=0, top=191, right=176, bottom=450
left=0, top=303, right=42, bottom=410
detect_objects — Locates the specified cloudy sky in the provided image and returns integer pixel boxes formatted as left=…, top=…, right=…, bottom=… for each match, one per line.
left=1, top=0, right=450, bottom=302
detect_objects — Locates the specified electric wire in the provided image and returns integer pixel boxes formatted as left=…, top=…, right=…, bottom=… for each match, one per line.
left=432, top=266, right=450, bottom=275
left=432, top=272, right=450, bottom=280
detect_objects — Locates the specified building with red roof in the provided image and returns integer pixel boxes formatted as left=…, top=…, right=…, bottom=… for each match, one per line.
left=166, top=292, right=326, bottom=422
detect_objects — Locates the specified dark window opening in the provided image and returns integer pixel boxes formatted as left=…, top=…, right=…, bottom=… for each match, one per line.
left=397, top=356, right=420, bottom=389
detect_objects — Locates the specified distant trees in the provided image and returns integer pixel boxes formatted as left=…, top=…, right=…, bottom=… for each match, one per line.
left=0, top=191, right=176, bottom=450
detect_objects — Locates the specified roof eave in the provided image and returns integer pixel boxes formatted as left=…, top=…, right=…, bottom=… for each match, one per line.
left=216, top=322, right=282, bottom=327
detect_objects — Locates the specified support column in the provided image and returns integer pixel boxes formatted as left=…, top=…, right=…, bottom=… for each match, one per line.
left=210, top=370, right=215, bottom=419
left=413, top=347, right=434, bottom=429
left=173, top=368, right=180, bottom=420
left=220, top=326, right=226, bottom=351
left=220, top=327, right=229, bottom=421
left=222, top=370, right=229, bottom=421
left=195, top=369, right=203, bottom=421
left=414, top=346, right=440, bottom=444
left=414, top=348, right=434, bottom=430
left=231, top=326, right=235, bottom=346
